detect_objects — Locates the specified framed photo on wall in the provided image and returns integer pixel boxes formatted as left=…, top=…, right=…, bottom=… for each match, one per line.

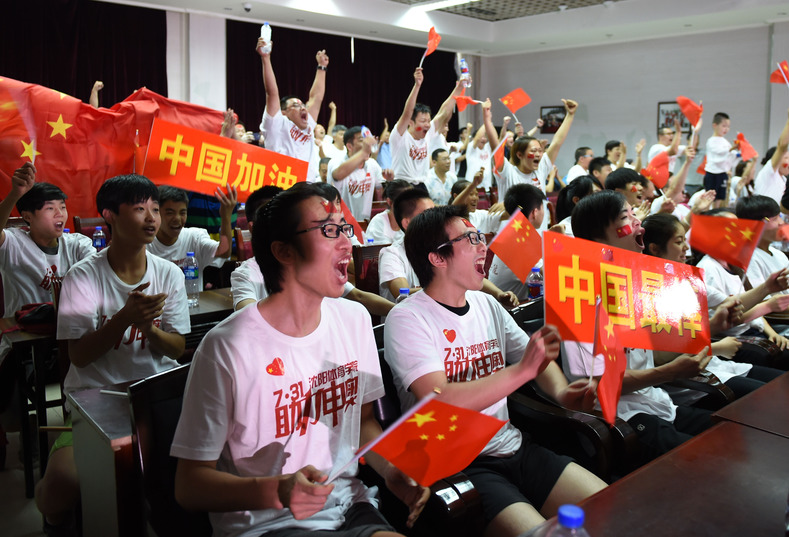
left=540, top=106, right=565, bottom=134
left=657, top=101, right=690, bottom=134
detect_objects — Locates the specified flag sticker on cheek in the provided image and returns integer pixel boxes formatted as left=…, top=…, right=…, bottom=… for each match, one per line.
left=616, top=225, right=633, bottom=238
left=630, top=185, right=639, bottom=193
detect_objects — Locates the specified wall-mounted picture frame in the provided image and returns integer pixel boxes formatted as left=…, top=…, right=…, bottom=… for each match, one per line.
left=657, top=101, right=691, bottom=134
left=540, top=106, right=565, bottom=134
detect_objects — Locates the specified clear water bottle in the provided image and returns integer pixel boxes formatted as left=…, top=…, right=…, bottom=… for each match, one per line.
left=544, top=505, right=591, bottom=537
left=526, top=267, right=543, bottom=299
left=260, top=22, right=272, bottom=53
left=459, top=58, right=471, bottom=88
left=183, top=252, right=200, bottom=308
left=395, top=288, right=409, bottom=304
left=92, top=226, right=106, bottom=251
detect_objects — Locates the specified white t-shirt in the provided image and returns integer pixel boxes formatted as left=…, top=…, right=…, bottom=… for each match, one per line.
left=753, top=162, right=786, bottom=207
left=697, top=255, right=763, bottom=335
left=57, top=250, right=190, bottom=393
left=384, top=290, right=526, bottom=457
left=565, top=164, right=587, bottom=184
left=329, top=154, right=384, bottom=221
left=171, top=299, right=384, bottom=537
left=495, top=155, right=552, bottom=230
left=465, top=143, right=492, bottom=190
left=468, top=210, right=501, bottom=235
left=322, top=139, right=346, bottom=161
left=704, top=136, right=736, bottom=174
left=0, top=229, right=95, bottom=364
left=262, top=111, right=318, bottom=181
left=378, top=237, right=419, bottom=301
left=745, top=246, right=789, bottom=293
left=389, top=121, right=438, bottom=184
left=147, top=228, right=226, bottom=289
left=364, top=210, right=402, bottom=244
left=424, top=168, right=457, bottom=206
left=562, top=342, right=677, bottom=423
left=647, top=143, right=687, bottom=173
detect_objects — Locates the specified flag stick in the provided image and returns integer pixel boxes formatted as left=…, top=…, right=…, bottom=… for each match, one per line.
left=326, top=391, right=438, bottom=483
left=418, top=51, right=427, bottom=68
left=779, top=62, right=789, bottom=90
left=512, top=113, right=519, bottom=126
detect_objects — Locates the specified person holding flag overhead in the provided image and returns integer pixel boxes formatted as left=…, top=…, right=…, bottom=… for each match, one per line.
left=753, top=108, right=789, bottom=205
left=385, top=204, right=606, bottom=537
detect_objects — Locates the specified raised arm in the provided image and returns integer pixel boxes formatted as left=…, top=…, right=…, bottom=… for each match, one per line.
left=525, top=118, right=542, bottom=137
left=214, top=186, right=238, bottom=259
left=664, top=146, right=695, bottom=202
left=666, top=118, right=682, bottom=157
left=481, top=100, right=499, bottom=152
left=395, top=68, right=424, bottom=136
left=89, top=80, right=103, bottom=108
left=770, top=108, right=789, bottom=171
left=326, top=102, right=337, bottom=138
left=632, top=138, right=646, bottom=173
left=305, top=50, right=329, bottom=121
left=257, top=37, right=281, bottom=116
left=0, top=163, right=36, bottom=247
left=545, top=99, right=578, bottom=165
left=432, top=80, right=464, bottom=133
left=332, top=138, right=376, bottom=181
left=498, top=116, right=512, bottom=146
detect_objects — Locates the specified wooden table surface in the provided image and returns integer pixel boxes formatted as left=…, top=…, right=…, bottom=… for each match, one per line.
left=712, top=371, right=789, bottom=439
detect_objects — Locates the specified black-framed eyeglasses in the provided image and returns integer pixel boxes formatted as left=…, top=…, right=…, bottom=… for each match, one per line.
left=435, top=231, right=486, bottom=251
left=295, top=222, right=354, bottom=239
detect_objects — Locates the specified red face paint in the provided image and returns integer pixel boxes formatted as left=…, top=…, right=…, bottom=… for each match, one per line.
left=630, top=184, right=639, bottom=193
left=526, top=152, right=537, bottom=160
left=616, top=225, right=633, bottom=238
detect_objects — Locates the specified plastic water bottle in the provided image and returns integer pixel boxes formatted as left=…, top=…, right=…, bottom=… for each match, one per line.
left=183, top=252, right=200, bottom=308
left=395, top=288, right=409, bottom=304
left=63, top=228, right=70, bottom=234
left=545, top=505, right=591, bottom=537
left=92, top=226, right=106, bottom=251
left=526, top=267, right=543, bottom=299
left=459, top=58, right=471, bottom=88
left=260, top=22, right=272, bottom=53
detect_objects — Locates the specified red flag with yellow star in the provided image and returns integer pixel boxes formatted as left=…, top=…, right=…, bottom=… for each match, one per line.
left=369, top=398, right=506, bottom=487
left=689, top=214, right=764, bottom=270
left=770, top=60, right=789, bottom=84
left=499, top=88, right=531, bottom=115
left=592, top=298, right=626, bottom=426
left=641, top=151, right=669, bottom=189
left=488, top=209, right=541, bottom=283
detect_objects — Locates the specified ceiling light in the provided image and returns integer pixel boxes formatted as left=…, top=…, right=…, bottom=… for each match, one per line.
left=412, top=0, right=480, bottom=12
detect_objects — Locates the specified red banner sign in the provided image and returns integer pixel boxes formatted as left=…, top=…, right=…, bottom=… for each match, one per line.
left=143, top=118, right=307, bottom=201
left=544, top=231, right=710, bottom=354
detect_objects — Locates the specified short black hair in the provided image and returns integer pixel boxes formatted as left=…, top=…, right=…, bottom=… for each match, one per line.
left=16, top=183, right=67, bottom=215
left=589, top=157, right=611, bottom=177
left=332, top=124, right=347, bottom=135
left=96, top=174, right=159, bottom=216
left=246, top=185, right=284, bottom=226
left=343, top=126, right=362, bottom=147
left=712, top=112, right=730, bottom=125
left=450, top=180, right=470, bottom=199
left=431, top=148, right=448, bottom=161
left=383, top=180, right=412, bottom=202
left=735, top=195, right=779, bottom=221
left=253, top=182, right=326, bottom=295
left=313, top=182, right=342, bottom=204
left=279, top=95, right=300, bottom=110
left=642, top=213, right=682, bottom=257
left=572, top=190, right=626, bottom=242
left=574, top=147, right=591, bottom=163
left=605, top=167, right=641, bottom=191
left=604, top=140, right=621, bottom=154
left=555, top=176, right=597, bottom=222
left=393, top=188, right=432, bottom=230
left=411, top=103, right=431, bottom=121
left=404, top=205, right=466, bottom=289
left=319, top=157, right=331, bottom=167
left=157, top=185, right=189, bottom=205
left=503, top=184, right=545, bottom=216
left=762, top=147, right=776, bottom=167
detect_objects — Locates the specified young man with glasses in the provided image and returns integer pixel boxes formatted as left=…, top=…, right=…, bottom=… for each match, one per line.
left=256, top=36, right=329, bottom=182
left=648, top=117, right=686, bottom=174
left=384, top=204, right=606, bottom=537
left=172, top=183, right=427, bottom=537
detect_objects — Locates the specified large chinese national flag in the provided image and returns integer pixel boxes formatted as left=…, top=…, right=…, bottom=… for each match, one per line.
left=488, top=209, right=541, bottom=283
left=689, top=214, right=764, bottom=270
left=370, top=398, right=505, bottom=487
left=0, top=77, right=225, bottom=220
left=499, top=88, right=531, bottom=115
left=770, top=60, right=789, bottom=84
left=592, top=299, right=626, bottom=427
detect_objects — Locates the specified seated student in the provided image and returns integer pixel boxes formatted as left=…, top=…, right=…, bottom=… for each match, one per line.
left=729, top=159, right=757, bottom=208
left=552, top=176, right=601, bottom=238
left=318, top=157, right=331, bottom=183
left=0, top=164, right=95, bottom=474
left=147, top=185, right=237, bottom=289
left=365, top=180, right=411, bottom=244
left=565, top=147, right=594, bottom=184
left=736, top=195, right=789, bottom=290
left=588, top=157, right=611, bottom=187
left=642, top=212, right=783, bottom=403
left=487, top=184, right=547, bottom=301
left=604, top=168, right=651, bottom=220
left=450, top=176, right=501, bottom=234
left=753, top=109, right=789, bottom=206
left=565, top=190, right=718, bottom=463
left=38, top=174, right=190, bottom=535
left=232, top=184, right=395, bottom=317
left=385, top=205, right=606, bottom=536
left=328, top=126, right=385, bottom=222
left=171, top=183, right=427, bottom=536
left=425, top=148, right=458, bottom=205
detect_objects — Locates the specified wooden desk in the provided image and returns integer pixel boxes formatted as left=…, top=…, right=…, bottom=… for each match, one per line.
left=0, top=317, right=57, bottom=498
left=185, top=288, right=233, bottom=352
left=712, top=371, right=789, bottom=438
left=578, top=422, right=789, bottom=536
left=68, top=385, right=144, bottom=537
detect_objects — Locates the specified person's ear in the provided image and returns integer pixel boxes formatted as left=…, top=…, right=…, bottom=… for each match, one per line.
left=428, top=250, right=447, bottom=269
left=571, top=195, right=580, bottom=205
left=647, top=243, right=660, bottom=256
left=271, top=240, right=296, bottom=266
left=100, top=208, right=114, bottom=226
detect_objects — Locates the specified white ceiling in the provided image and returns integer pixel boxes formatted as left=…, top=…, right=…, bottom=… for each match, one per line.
left=100, top=0, right=789, bottom=56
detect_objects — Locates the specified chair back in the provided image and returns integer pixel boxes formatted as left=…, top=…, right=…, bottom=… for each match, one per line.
left=235, top=228, right=253, bottom=261
left=476, top=188, right=490, bottom=210
left=509, top=297, right=545, bottom=335
left=352, top=243, right=389, bottom=295
left=370, top=201, right=387, bottom=219
left=73, top=216, right=111, bottom=242
left=371, top=324, right=402, bottom=430
left=128, top=364, right=211, bottom=537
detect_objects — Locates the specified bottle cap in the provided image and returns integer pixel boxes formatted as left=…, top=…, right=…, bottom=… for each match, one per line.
left=95, top=226, right=102, bottom=230
left=187, top=252, right=195, bottom=257
left=557, top=505, right=584, bottom=529
left=531, top=267, right=540, bottom=272
left=64, top=228, right=70, bottom=233
left=399, top=288, right=409, bottom=294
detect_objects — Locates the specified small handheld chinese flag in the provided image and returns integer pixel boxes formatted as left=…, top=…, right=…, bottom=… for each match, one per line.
left=340, top=199, right=365, bottom=244
left=491, top=136, right=507, bottom=176
left=641, top=151, right=669, bottom=189
left=770, top=60, right=789, bottom=86
left=689, top=214, right=764, bottom=270
left=488, top=209, right=542, bottom=283
left=369, top=398, right=505, bottom=487
left=735, top=133, right=758, bottom=162
left=696, top=155, right=707, bottom=175
left=419, top=27, right=441, bottom=67
left=499, top=88, right=531, bottom=115
left=453, top=89, right=482, bottom=112
left=676, top=96, right=703, bottom=127
left=592, top=298, right=626, bottom=427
